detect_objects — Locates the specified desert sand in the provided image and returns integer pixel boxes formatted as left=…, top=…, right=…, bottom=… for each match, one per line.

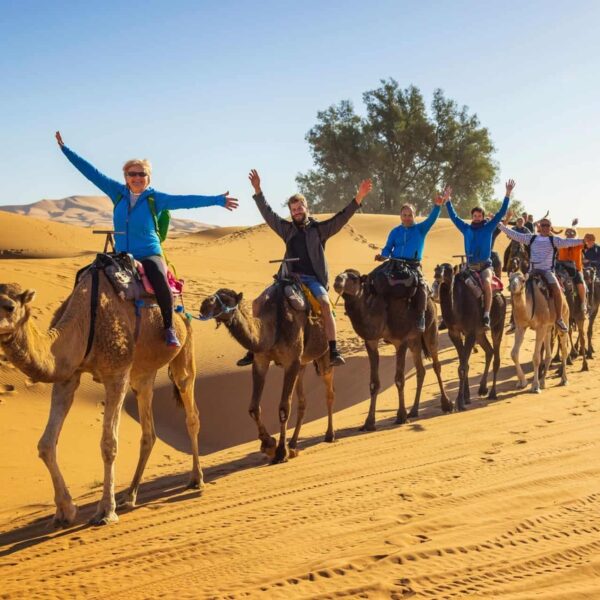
left=1, top=208, right=599, bottom=599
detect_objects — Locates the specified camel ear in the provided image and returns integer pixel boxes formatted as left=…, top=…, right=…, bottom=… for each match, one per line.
left=20, top=289, right=36, bottom=305
left=236, top=292, right=243, bottom=303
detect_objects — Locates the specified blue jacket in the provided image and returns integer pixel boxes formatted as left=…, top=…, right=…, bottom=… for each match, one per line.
left=446, top=197, right=510, bottom=264
left=381, top=205, right=441, bottom=261
left=61, top=145, right=226, bottom=258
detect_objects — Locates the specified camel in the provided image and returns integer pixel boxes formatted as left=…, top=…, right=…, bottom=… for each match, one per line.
left=199, top=286, right=334, bottom=463
left=584, top=266, right=600, bottom=358
left=0, top=276, right=202, bottom=527
left=333, top=269, right=452, bottom=430
left=503, top=240, right=529, bottom=274
left=507, top=270, right=569, bottom=391
left=555, top=264, right=589, bottom=371
left=433, top=263, right=506, bottom=410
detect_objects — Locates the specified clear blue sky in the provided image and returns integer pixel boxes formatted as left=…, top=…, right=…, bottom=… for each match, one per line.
left=1, top=0, right=599, bottom=226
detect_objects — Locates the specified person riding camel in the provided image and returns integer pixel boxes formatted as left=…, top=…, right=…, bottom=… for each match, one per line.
left=374, top=187, right=451, bottom=332
left=502, top=216, right=530, bottom=271
left=497, top=213, right=585, bottom=332
left=55, top=131, right=238, bottom=347
left=525, top=214, right=535, bottom=233
left=236, top=169, right=373, bottom=368
left=446, top=179, right=515, bottom=330
left=556, top=227, right=588, bottom=314
left=584, top=233, right=600, bottom=273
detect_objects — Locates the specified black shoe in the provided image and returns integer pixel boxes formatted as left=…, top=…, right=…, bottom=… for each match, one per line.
left=417, top=314, right=426, bottom=332
left=482, top=315, right=491, bottom=330
left=236, top=351, right=254, bottom=367
left=330, top=350, right=346, bottom=366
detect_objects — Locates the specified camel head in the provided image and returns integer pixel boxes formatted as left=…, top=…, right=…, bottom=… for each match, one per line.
left=508, top=271, right=527, bottom=294
left=199, top=288, right=242, bottom=325
left=583, top=266, right=597, bottom=288
left=433, top=263, right=454, bottom=292
left=333, top=269, right=365, bottom=297
left=0, top=283, right=36, bottom=342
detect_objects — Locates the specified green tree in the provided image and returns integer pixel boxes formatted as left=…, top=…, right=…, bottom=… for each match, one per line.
left=296, top=79, right=499, bottom=216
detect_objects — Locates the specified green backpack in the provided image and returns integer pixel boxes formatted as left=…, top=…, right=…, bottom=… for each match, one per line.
left=115, top=193, right=170, bottom=243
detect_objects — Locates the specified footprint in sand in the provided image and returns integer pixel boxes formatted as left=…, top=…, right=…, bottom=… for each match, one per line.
left=0, top=383, right=16, bottom=402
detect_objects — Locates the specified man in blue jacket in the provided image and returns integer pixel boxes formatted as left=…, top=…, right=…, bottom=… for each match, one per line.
left=446, top=179, right=515, bottom=329
left=374, top=186, right=451, bottom=331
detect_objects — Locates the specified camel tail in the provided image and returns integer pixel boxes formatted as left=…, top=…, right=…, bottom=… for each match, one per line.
left=167, top=366, right=184, bottom=407
left=421, top=335, right=432, bottom=361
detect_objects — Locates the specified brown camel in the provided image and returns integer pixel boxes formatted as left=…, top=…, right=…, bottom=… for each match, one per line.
left=508, top=270, right=569, bottom=391
left=199, top=286, right=334, bottom=463
left=556, top=264, right=589, bottom=371
left=0, top=277, right=202, bottom=527
left=333, top=269, right=452, bottom=430
left=584, top=266, right=600, bottom=358
left=433, top=263, right=506, bottom=410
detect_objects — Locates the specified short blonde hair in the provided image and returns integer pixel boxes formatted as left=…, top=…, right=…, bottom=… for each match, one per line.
left=287, top=193, right=308, bottom=209
left=122, top=158, right=152, bottom=177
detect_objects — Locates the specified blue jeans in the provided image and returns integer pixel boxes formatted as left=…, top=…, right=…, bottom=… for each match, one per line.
left=298, top=274, right=328, bottom=299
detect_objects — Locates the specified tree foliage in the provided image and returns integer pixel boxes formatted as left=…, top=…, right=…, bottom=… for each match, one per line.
left=296, top=79, right=500, bottom=217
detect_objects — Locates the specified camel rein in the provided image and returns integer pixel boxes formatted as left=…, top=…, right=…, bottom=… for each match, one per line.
left=197, top=293, right=238, bottom=321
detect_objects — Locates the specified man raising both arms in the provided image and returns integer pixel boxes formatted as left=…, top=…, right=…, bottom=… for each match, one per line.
left=238, top=170, right=372, bottom=367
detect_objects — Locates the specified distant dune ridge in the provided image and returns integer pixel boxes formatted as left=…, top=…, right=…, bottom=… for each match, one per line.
left=0, top=195, right=217, bottom=235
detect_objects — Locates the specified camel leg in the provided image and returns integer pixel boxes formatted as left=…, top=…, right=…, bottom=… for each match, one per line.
left=38, top=373, right=82, bottom=527
left=447, top=330, right=465, bottom=409
left=406, top=341, right=425, bottom=421
left=558, top=330, right=569, bottom=386
left=361, top=339, right=380, bottom=431
left=511, top=326, right=528, bottom=389
left=273, top=360, right=300, bottom=464
left=321, top=363, right=336, bottom=443
left=540, top=328, right=553, bottom=390
left=530, top=330, right=545, bottom=394
left=587, top=306, right=597, bottom=358
left=248, top=355, right=276, bottom=457
left=117, top=373, right=157, bottom=509
left=90, top=372, right=130, bottom=526
left=422, top=332, right=453, bottom=413
left=169, top=341, right=203, bottom=489
left=289, top=365, right=307, bottom=454
left=578, top=319, right=589, bottom=371
left=476, top=332, right=493, bottom=397
left=458, top=333, right=476, bottom=409
left=393, top=343, right=408, bottom=424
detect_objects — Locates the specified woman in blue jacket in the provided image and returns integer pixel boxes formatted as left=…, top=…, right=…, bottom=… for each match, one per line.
left=55, top=131, right=238, bottom=347
left=375, top=186, right=451, bottom=331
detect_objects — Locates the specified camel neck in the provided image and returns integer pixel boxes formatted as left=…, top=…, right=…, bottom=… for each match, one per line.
left=225, top=302, right=274, bottom=353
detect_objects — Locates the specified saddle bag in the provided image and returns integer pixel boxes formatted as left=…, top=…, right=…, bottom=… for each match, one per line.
left=370, top=261, right=420, bottom=298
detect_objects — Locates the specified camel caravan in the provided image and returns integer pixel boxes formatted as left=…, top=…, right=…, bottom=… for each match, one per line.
left=1, top=139, right=599, bottom=527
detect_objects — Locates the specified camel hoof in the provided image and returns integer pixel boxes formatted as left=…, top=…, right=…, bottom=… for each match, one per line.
left=324, top=431, right=335, bottom=443
left=456, top=404, right=468, bottom=412
left=89, top=510, right=119, bottom=526
left=566, top=357, right=573, bottom=366
left=186, top=478, right=205, bottom=492
left=530, top=387, right=541, bottom=394
left=407, top=409, right=419, bottom=420
left=560, top=379, right=569, bottom=386
left=488, top=391, right=497, bottom=400
left=260, top=436, right=277, bottom=457
left=116, top=493, right=136, bottom=510
left=464, top=397, right=472, bottom=405
left=570, top=350, right=578, bottom=360
left=288, top=447, right=299, bottom=459
left=581, top=363, right=589, bottom=372
left=442, top=400, right=454, bottom=413
left=359, top=421, right=376, bottom=432
left=515, top=381, right=527, bottom=390
left=478, top=386, right=488, bottom=397
left=395, top=416, right=408, bottom=425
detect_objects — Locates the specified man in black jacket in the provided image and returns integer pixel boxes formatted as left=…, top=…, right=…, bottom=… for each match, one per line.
left=238, top=169, right=372, bottom=367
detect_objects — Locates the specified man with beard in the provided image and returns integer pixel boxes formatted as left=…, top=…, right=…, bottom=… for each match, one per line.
left=237, top=169, right=372, bottom=367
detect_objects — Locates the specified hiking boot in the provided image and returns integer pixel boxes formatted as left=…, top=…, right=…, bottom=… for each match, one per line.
left=417, top=313, right=426, bottom=332
left=165, top=327, right=181, bottom=348
left=237, top=351, right=254, bottom=367
left=556, top=319, right=568, bottom=333
left=330, top=349, right=346, bottom=367
left=482, top=315, right=491, bottom=331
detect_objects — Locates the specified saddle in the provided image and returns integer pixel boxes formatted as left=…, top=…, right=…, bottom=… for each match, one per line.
left=77, top=253, right=184, bottom=302
left=260, top=277, right=321, bottom=318
left=459, top=268, right=503, bottom=299
left=368, top=260, right=422, bottom=298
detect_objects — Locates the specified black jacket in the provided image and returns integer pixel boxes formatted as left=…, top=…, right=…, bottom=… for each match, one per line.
left=253, top=193, right=360, bottom=288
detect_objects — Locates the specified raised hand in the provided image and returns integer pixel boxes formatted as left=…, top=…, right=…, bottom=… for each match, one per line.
left=55, top=131, right=64, bottom=147
left=222, top=191, right=239, bottom=211
left=374, top=254, right=385, bottom=262
left=503, top=209, right=514, bottom=225
left=505, top=179, right=516, bottom=196
left=356, top=179, right=373, bottom=205
left=248, top=169, right=262, bottom=195
left=434, top=185, right=452, bottom=205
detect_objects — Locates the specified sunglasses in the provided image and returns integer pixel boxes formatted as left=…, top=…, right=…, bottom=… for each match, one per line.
left=540, top=223, right=551, bottom=228
left=126, top=171, right=148, bottom=178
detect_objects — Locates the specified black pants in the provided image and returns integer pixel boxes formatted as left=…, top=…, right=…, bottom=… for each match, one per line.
left=141, top=256, right=173, bottom=329
left=413, top=284, right=427, bottom=314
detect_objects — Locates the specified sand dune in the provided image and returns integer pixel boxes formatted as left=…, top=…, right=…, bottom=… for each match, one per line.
left=1, top=212, right=599, bottom=598
left=0, top=195, right=217, bottom=237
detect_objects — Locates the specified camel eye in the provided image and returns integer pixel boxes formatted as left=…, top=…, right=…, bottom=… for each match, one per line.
left=3, top=305, right=14, bottom=314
